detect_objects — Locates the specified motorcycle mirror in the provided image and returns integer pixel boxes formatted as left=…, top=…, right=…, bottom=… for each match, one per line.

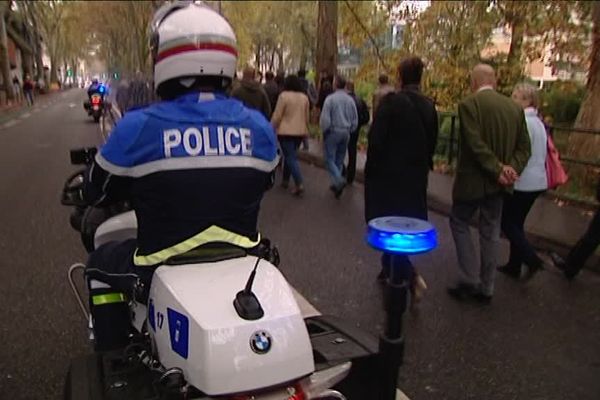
left=70, top=147, right=98, bottom=165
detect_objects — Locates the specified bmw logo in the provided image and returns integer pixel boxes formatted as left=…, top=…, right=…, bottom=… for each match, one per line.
left=250, top=331, right=272, bottom=354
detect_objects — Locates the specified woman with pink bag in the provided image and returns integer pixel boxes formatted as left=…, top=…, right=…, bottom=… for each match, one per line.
left=498, top=83, right=550, bottom=280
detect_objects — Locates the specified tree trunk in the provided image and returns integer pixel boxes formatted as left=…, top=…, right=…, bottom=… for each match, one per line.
left=575, top=3, right=600, bottom=131
left=22, top=51, right=33, bottom=76
left=277, top=47, right=283, bottom=72
left=569, top=1, right=600, bottom=199
left=507, top=20, right=523, bottom=66
left=316, top=0, right=338, bottom=89
left=71, top=58, right=77, bottom=81
left=34, top=37, right=43, bottom=80
left=299, top=46, right=307, bottom=72
left=0, top=4, right=15, bottom=101
left=255, top=42, right=261, bottom=68
left=49, top=55, right=59, bottom=84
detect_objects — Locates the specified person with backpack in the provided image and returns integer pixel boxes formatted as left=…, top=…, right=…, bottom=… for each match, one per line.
left=345, top=80, right=370, bottom=185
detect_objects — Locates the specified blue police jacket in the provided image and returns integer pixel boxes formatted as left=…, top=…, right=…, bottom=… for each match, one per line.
left=86, top=92, right=279, bottom=265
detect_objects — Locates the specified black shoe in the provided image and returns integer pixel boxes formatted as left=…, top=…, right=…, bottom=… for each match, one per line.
left=522, top=263, right=543, bottom=281
left=497, top=264, right=520, bottom=279
left=549, top=252, right=578, bottom=280
left=471, top=291, right=493, bottom=305
left=281, top=181, right=289, bottom=189
left=334, top=183, right=346, bottom=199
left=447, top=283, right=478, bottom=301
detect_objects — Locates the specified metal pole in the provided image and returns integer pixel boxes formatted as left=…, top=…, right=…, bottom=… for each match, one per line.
left=378, top=254, right=411, bottom=400
left=218, top=0, right=222, bottom=13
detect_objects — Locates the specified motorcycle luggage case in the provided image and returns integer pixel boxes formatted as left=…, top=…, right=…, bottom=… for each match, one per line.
left=65, top=316, right=380, bottom=400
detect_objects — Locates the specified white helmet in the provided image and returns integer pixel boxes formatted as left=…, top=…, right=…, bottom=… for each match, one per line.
left=150, top=1, right=237, bottom=94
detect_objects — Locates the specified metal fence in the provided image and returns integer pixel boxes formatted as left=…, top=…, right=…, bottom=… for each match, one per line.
left=434, top=112, right=600, bottom=204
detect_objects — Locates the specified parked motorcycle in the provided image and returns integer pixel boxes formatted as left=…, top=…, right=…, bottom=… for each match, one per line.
left=61, top=147, right=379, bottom=400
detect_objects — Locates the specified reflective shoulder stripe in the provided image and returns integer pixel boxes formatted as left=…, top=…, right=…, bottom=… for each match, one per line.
left=96, top=152, right=279, bottom=177
left=133, top=225, right=261, bottom=266
left=92, top=292, right=127, bottom=306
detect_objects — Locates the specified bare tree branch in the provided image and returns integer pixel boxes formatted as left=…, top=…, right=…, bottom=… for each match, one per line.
left=342, top=0, right=387, bottom=70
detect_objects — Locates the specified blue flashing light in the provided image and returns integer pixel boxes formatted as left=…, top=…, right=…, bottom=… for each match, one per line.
left=366, top=216, right=437, bottom=255
left=98, top=85, right=106, bottom=94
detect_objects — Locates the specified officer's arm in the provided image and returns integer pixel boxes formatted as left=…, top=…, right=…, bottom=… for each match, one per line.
left=83, top=161, right=132, bottom=207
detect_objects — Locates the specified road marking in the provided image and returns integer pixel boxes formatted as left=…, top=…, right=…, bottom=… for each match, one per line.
left=68, top=103, right=76, bottom=108
left=397, top=389, right=410, bottom=400
left=2, top=120, right=19, bottom=129
left=19, top=112, right=31, bottom=119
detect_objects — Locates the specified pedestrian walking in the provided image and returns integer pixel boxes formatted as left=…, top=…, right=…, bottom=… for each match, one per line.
left=372, top=74, right=395, bottom=117
left=319, top=75, right=357, bottom=198
left=263, top=71, right=280, bottom=113
left=231, top=66, right=271, bottom=119
left=23, top=75, right=35, bottom=106
left=317, top=79, right=333, bottom=112
left=271, top=75, right=310, bottom=196
left=447, top=64, right=531, bottom=304
left=550, top=176, right=600, bottom=280
left=365, top=57, right=438, bottom=295
left=12, top=75, right=22, bottom=103
left=298, top=69, right=318, bottom=107
left=498, top=83, right=548, bottom=280
left=298, top=69, right=318, bottom=150
left=344, top=80, right=370, bottom=185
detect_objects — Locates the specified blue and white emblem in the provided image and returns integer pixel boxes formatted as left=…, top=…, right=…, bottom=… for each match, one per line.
left=250, top=331, right=272, bottom=354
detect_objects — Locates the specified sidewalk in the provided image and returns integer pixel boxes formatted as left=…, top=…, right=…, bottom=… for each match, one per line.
left=298, top=137, right=599, bottom=272
left=0, top=89, right=66, bottom=125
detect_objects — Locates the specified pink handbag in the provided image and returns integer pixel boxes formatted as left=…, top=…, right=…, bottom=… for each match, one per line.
left=546, top=133, right=568, bottom=189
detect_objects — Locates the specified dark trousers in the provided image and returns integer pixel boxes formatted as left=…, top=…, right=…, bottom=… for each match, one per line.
left=501, top=190, right=544, bottom=269
left=279, top=136, right=303, bottom=186
left=345, top=129, right=360, bottom=184
left=87, top=239, right=155, bottom=351
left=566, top=208, right=600, bottom=275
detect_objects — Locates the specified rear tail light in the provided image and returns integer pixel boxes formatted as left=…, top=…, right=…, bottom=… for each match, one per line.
left=91, top=96, right=101, bottom=105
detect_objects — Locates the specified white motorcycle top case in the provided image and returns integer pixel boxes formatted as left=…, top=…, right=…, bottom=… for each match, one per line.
left=148, top=258, right=315, bottom=395
left=94, top=211, right=315, bottom=395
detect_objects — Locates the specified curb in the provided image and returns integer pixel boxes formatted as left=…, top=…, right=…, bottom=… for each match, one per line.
left=297, top=149, right=600, bottom=274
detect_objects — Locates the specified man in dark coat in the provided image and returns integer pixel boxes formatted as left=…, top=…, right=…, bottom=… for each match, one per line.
left=231, top=66, right=272, bottom=119
left=365, top=57, right=438, bottom=284
left=263, top=71, right=280, bottom=111
left=345, top=80, right=370, bottom=184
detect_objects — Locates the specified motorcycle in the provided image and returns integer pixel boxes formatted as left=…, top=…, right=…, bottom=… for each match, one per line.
left=83, top=93, right=106, bottom=123
left=61, top=147, right=380, bottom=400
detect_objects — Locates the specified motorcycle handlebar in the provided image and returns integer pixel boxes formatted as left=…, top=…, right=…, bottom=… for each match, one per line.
left=70, top=147, right=97, bottom=166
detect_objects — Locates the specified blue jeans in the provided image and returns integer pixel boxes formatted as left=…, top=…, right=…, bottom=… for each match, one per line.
left=324, top=130, right=350, bottom=189
left=279, top=136, right=303, bottom=186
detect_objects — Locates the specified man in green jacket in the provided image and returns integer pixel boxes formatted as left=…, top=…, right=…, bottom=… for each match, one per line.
left=448, top=64, right=531, bottom=304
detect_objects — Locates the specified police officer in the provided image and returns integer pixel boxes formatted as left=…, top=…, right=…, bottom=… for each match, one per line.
left=83, top=2, right=279, bottom=351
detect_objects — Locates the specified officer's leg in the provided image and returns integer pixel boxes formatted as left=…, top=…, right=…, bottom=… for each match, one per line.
left=86, top=239, right=138, bottom=351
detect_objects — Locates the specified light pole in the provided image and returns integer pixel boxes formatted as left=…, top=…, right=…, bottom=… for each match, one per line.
left=366, top=216, right=437, bottom=400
